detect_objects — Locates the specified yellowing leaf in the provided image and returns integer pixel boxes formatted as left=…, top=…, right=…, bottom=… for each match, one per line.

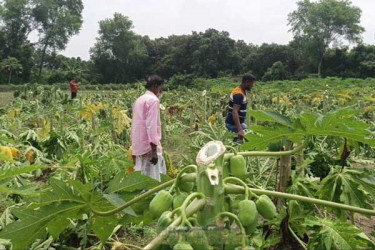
left=112, top=108, right=131, bottom=133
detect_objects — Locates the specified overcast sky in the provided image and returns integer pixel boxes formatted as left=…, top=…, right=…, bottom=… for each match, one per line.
left=62, top=0, right=375, bottom=60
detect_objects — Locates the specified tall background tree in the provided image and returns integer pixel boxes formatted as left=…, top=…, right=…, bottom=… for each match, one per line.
left=31, top=0, right=83, bottom=76
left=0, top=0, right=34, bottom=82
left=1, top=56, right=22, bottom=83
left=0, top=0, right=374, bottom=84
left=90, top=13, right=148, bottom=83
left=288, top=0, right=364, bottom=77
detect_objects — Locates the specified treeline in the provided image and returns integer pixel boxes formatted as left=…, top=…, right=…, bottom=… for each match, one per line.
left=0, top=0, right=374, bottom=85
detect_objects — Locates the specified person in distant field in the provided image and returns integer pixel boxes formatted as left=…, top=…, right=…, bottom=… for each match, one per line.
left=225, top=74, right=256, bottom=141
left=70, top=79, right=79, bottom=99
left=131, top=75, right=166, bottom=182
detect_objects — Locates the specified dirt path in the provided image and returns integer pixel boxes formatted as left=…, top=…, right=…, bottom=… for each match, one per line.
left=356, top=212, right=375, bottom=242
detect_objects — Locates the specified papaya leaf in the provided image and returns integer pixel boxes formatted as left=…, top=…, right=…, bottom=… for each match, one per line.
left=248, top=110, right=293, bottom=127
left=0, top=185, right=40, bottom=197
left=243, top=109, right=375, bottom=150
left=288, top=175, right=319, bottom=198
left=305, top=217, right=374, bottom=250
left=91, top=215, right=119, bottom=245
left=318, top=168, right=373, bottom=211
left=0, top=202, right=86, bottom=250
left=107, top=172, right=170, bottom=193
left=0, top=164, right=47, bottom=182
left=355, top=177, right=375, bottom=199
left=103, top=193, right=137, bottom=216
left=39, top=178, right=89, bottom=206
left=243, top=125, right=304, bottom=150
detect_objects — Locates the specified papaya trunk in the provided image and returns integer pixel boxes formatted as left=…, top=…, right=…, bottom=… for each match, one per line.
left=196, top=163, right=225, bottom=226
left=277, top=150, right=291, bottom=207
left=295, top=142, right=305, bottom=176
left=278, top=154, right=291, bottom=193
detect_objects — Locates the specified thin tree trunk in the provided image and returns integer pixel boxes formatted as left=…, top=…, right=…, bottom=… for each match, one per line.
left=38, top=39, right=49, bottom=77
left=8, top=69, right=12, bottom=84
left=318, top=56, right=323, bottom=78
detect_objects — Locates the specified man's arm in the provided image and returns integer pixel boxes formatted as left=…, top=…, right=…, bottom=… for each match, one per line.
left=146, top=100, right=160, bottom=164
left=232, top=105, right=244, bottom=139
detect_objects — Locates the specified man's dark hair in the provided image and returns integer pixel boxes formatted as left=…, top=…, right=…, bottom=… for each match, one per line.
left=242, top=74, right=256, bottom=83
left=145, top=75, right=164, bottom=89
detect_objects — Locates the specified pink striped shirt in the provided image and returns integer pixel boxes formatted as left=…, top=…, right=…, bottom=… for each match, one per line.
left=131, top=90, right=162, bottom=156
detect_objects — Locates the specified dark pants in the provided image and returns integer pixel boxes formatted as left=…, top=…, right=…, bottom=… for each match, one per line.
left=226, top=123, right=247, bottom=133
left=71, top=92, right=77, bottom=99
left=226, top=123, right=248, bottom=143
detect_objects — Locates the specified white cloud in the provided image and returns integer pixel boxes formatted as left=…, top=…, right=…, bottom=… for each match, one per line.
left=62, top=0, right=375, bottom=60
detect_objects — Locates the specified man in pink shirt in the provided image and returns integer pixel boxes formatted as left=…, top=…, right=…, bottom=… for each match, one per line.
left=131, top=75, right=166, bottom=181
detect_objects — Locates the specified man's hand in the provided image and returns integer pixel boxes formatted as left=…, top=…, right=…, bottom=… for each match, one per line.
left=150, top=150, right=158, bottom=165
left=150, top=143, right=158, bottom=165
left=237, top=129, right=245, bottom=140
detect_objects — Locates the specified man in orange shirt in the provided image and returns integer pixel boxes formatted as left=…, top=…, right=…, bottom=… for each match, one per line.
left=225, top=74, right=256, bottom=141
left=70, top=79, right=79, bottom=99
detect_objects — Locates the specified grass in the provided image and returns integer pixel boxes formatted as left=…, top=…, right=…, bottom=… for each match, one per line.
left=0, top=92, right=14, bottom=107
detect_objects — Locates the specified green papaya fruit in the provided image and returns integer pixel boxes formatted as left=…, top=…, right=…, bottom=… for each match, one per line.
left=131, top=197, right=151, bottom=215
left=256, top=195, right=277, bottom=220
left=150, top=190, right=173, bottom=218
left=244, top=212, right=259, bottom=235
left=223, top=161, right=230, bottom=178
left=173, top=243, right=193, bottom=250
left=238, top=200, right=258, bottom=226
left=230, top=155, right=247, bottom=179
left=178, top=178, right=194, bottom=192
left=157, top=211, right=174, bottom=233
left=173, top=191, right=188, bottom=209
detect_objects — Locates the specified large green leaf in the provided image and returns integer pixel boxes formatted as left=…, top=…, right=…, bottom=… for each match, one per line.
left=103, top=193, right=137, bottom=216
left=306, top=217, right=374, bottom=250
left=244, top=124, right=304, bottom=150
left=248, top=110, right=293, bottom=127
left=0, top=178, right=95, bottom=249
left=243, top=108, right=375, bottom=150
left=318, top=168, right=373, bottom=211
left=91, top=215, right=119, bottom=244
left=107, top=172, right=171, bottom=193
left=0, top=164, right=46, bottom=182
left=0, top=185, right=40, bottom=197
left=288, top=174, right=319, bottom=198
left=0, top=202, right=86, bottom=249
left=39, top=178, right=89, bottom=206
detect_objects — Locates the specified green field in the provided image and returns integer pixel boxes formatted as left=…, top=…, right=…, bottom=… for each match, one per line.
left=0, top=78, right=375, bottom=249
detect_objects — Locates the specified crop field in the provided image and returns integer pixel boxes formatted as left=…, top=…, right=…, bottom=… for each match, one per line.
left=0, top=77, right=375, bottom=249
